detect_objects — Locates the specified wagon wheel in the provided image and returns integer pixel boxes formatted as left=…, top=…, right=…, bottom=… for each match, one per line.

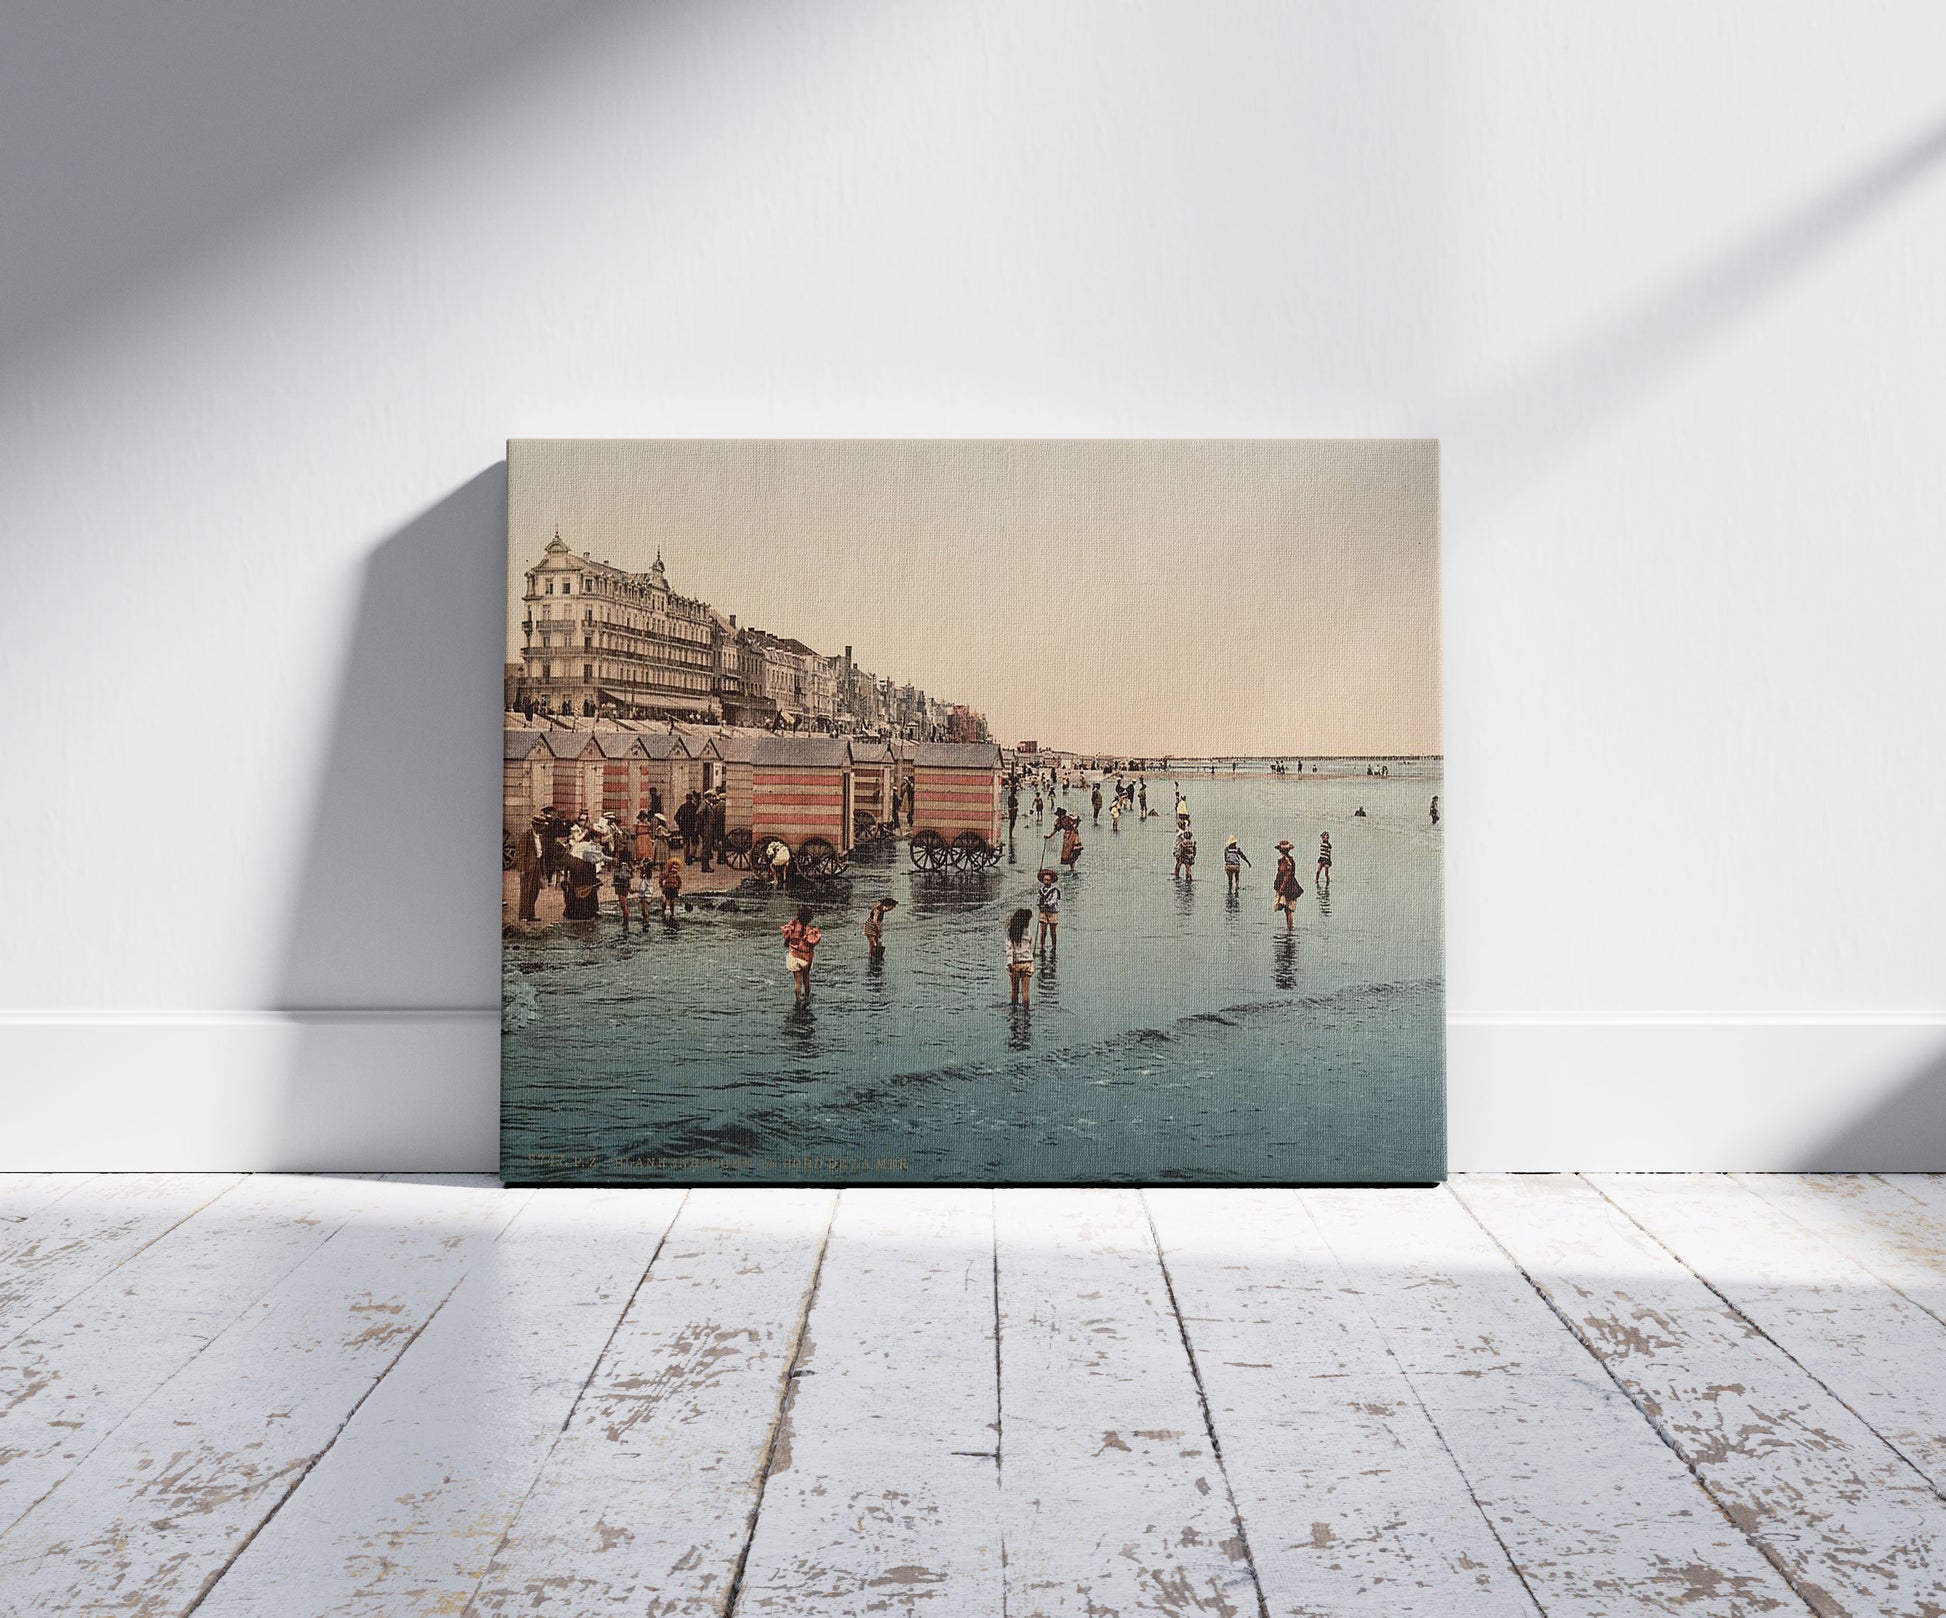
left=722, top=827, right=753, bottom=870
left=979, top=840, right=1004, bottom=870
left=909, top=829, right=948, bottom=871
left=798, top=837, right=839, bottom=880
left=853, top=808, right=880, bottom=845
left=951, top=831, right=986, bottom=870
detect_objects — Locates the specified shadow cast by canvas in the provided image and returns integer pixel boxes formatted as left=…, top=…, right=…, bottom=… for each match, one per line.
left=265, top=467, right=507, bottom=1171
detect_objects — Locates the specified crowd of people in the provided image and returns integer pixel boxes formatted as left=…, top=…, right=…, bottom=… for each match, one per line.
left=509, top=787, right=748, bottom=933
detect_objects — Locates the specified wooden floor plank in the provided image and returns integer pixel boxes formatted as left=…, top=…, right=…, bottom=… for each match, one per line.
left=0, top=1176, right=527, bottom=1616
left=0, top=1175, right=96, bottom=1223
left=1304, top=1186, right=1805, bottom=1616
left=1458, top=1173, right=1946, bottom=1617
left=464, top=1187, right=837, bottom=1616
left=0, top=1175, right=412, bottom=1537
left=1147, top=1188, right=1539, bottom=1616
left=995, top=1188, right=1262, bottom=1618
left=191, top=1186, right=686, bottom=1618
left=0, top=1174, right=245, bottom=1347
left=1734, top=1176, right=1946, bottom=1325
left=733, top=1188, right=1003, bottom=1615
left=1594, top=1173, right=1946, bottom=1499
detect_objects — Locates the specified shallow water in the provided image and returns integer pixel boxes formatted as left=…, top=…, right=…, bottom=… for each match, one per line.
left=503, top=766, right=1444, bottom=1183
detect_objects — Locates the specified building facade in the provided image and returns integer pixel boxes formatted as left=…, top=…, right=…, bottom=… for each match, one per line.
left=512, top=531, right=986, bottom=735
left=515, top=534, right=719, bottom=719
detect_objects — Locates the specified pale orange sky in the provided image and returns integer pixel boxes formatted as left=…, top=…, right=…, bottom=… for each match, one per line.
left=507, top=440, right=1440, bottom=757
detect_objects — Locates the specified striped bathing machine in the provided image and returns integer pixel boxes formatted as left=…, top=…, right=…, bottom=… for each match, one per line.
left=907, top=741, right=1004, bottom=870
left=847, top=739, right=897, bottom=841
left=751, top=736, right=854, bottom=880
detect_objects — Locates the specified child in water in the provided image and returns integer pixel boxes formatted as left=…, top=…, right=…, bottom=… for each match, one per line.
left=1222, top=835, right=1250, bottom=894
left=1005, top=907, right=1035, bottom=1007
left=1173, top=822, right=1197, bottom=880
left=1036, top=868, right=1060, bottom=952
left=611, top=855, right=635, bottom=933
left=863, top=896, right=898, bottom=957
left=1315, top=832, right=1332, bottom=886
left=658, top=856, right=684, bottom=921
left=781, top=905, right=822, bottom=1000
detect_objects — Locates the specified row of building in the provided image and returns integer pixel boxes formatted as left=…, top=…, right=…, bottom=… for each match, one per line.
left=508, top=531, right=990, bottom=741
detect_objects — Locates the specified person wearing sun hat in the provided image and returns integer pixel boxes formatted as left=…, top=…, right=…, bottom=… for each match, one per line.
left=1222, top=834, right=1252, bottom=895
left=1272, top=839, right=1303, bottom=931
left=1035, top=867, right=1061, bottom=953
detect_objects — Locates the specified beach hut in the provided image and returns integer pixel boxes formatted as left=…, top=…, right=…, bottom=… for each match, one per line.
left=704, top=731, right=763, bottom=862
left=847, top=738, right=896, bottom=839
left=631, top=732, right=693, bottom=824
left=539, top=729, right=603, bottom=820
left=908, top=740, right=1004, bottom=869
left=591, top=732, right=646, bottom=822
left=751, top=736, right=854, bottom=878
left=504, top=730, right=551, bottom=835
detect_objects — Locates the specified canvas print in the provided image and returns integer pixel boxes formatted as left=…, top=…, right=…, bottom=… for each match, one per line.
left=502, top=440, right=1443, bottom=1184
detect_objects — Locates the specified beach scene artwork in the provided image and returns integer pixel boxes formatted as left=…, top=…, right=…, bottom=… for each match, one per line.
left=503, top=440, right=1443, bottom=1185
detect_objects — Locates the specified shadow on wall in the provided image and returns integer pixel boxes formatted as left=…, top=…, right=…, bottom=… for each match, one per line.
left=0, top=1, right=642, bottom=378
left=270, top=465, right=507, bottom=1171
left=1448, top=110, right=1946, bottom=516
left=1795, top=1042, right=1946, bottom=1173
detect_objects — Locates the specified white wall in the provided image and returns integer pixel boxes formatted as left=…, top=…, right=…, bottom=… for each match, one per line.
left=4, top=1, right=1943, bottom=1171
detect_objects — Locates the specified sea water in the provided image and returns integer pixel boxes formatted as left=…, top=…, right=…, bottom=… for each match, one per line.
left=502, top=766, right=1444, bottom=1183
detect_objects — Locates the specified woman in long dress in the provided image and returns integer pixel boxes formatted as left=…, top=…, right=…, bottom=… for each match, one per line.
left=1059, top=812, right=1083, bottom=871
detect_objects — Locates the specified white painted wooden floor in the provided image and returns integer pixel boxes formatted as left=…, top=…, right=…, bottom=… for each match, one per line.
left=2, top=1176, right=1944, bottom=1616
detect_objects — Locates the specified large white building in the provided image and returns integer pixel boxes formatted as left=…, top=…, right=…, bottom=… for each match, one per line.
left=515, top=534, right=718, bottom=718
left=513, top=532, right=988, bottom=737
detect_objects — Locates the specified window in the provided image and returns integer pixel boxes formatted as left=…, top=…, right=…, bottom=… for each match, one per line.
left=583, top=665, right=594, bottom=682
left=544, top=580, right=554, bottom=595
left=562, top=578, right=573, bottom=594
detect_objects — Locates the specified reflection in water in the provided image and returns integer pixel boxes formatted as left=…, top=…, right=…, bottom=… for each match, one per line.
left=1007, top=1004, right=1032, bottom=1051
left=1173, top=872, right=1198, bottom=922
left=1316, top=879, right=1332, bottom=918
left=865, top=951, right=885, bottom=991
left=783, top=1000, right=817, bottom=1046
left=905, top=872, right=1002, bottom=918
left=1273, top=933, right=1297, bottom=991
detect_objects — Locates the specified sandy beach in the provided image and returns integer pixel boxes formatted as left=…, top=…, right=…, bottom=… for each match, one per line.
left=503, top=856, right=759, bottom=932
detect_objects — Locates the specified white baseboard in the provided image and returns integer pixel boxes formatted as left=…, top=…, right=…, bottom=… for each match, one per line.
left=1, top=1014, right=1941, bottom=1173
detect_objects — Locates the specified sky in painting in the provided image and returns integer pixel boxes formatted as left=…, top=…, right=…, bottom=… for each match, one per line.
left=507, top=439, right=1440, bottom=758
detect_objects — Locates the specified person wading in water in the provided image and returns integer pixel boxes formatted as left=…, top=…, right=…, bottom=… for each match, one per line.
left=1223, top=835, right=1251, bottom=895
left=1005, top=907, right=1035, bottom=1008
left=1272, top=840, right=1303, bottom=931
left=781, top=905, right=822, bottom=1001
